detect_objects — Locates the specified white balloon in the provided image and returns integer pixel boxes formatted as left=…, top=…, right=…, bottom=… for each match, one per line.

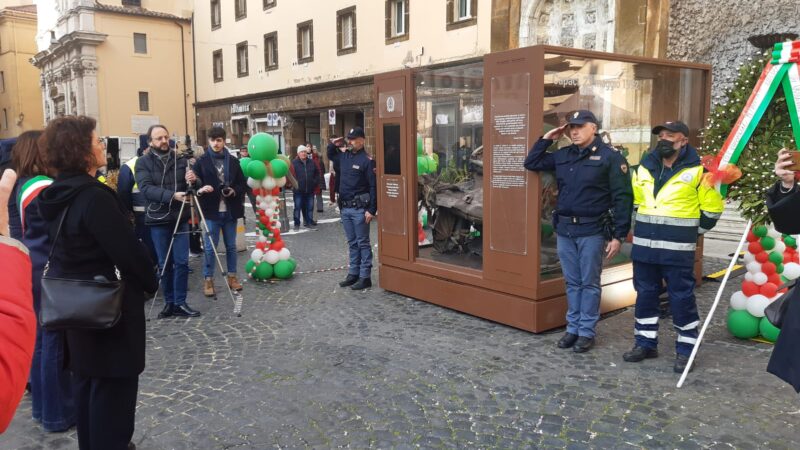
left=274, top=220, right=282, bottom=229
left=743, top=252, right=756, bottom=264
left=278, top=248, right=291, bottom=260
left=746, top=294, right=770, bottom=317
left=250, top=249, right=264, bottom=262
left=258, top=201, right=268, bottom=210
left=265, top=250, right=280, bottom=264
left=262, top=177, right=277, bottom=190
left=783, top=262, right=800, bottom=280
left=256, top=195, right=263, bottom=203
left=265, top=208, right=275, bottom=218
left=258, top=235, right=268, bottom=243
left=746, top=261, right=761, bottom=274
left=247, top=178, right=260, bottom=189
left=276, top=176, right=287, bottom=187
left=744, top=272, right=754, bottom=282
left=264, top=195, right=274, bottom=203
left=773, top=241, right=786, bottom=255
left=752, top=272, right=768, bottom=285
left=767, top=227, right=781, bottom=239
left=730, top=291, right=748, bottom=310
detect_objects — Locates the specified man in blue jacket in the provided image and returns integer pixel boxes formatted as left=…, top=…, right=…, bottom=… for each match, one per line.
left=187, top=126, right=247, bottom=296
left=290, top=145, right=320, bottom=229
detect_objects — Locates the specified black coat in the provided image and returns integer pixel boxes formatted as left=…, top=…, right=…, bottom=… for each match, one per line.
left=135, top=149, right=190, bottom=226
left=191, top=148, right=247, bottom=221
left=291, top=157, right=320, bottom=194
left=38, top=173, right=158, bottom=378
left=766, top=182, right=800, bottom=392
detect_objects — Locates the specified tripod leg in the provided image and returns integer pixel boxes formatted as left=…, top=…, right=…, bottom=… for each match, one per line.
left=147, top=199, right=188, bottom=321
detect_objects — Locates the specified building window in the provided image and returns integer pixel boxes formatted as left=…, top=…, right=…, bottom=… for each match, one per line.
left=211, top=0, right=221, bottom=29
left=138, top=92, right=149, bottom=111
left=264, top=32, right=278, bottom=71
left=133, top=33, right=147, bottom=54
left=447, top=0, right=477, bottom=30
left=2, top=109, right=7, bottom=130
left=337, top=6, right=357, bottom=56
left=236, top=41, right=249, bottom=77
left=385, top=0, right=409, bottom=44
left=122, top=0, right=141, bottom=6
left=0, top=71, right=4, bottom=93
left=235, top=0, right=247, bottom=20
left=263, top=0, right=276, bottom=10
left=213, top=49, right=223, bottom=82
left=296, top=20, right=314, bottom=64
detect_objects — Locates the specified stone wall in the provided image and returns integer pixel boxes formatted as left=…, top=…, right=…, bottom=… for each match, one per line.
left=667, top=0, right=800, bottom=102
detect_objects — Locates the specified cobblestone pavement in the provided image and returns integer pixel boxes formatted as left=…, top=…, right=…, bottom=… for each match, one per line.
left=2, top=204, right=799, bottom=449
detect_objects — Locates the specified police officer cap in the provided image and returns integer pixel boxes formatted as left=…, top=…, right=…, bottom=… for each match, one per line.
left=566, top=110, right=598, bottom=125
left=347, top=127, right=365, bottom=139
left=652, top=121, right=689, bottom=136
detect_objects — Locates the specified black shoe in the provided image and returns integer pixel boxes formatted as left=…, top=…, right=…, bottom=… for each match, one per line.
left=173, top=304, right=201, bottom=317
left=157, top=304, right=175, bottom=319
left=557, top=332, right=579, bottom=349
left=350, top=278, right=372, bottom=290
left=623, top=345, right=659, bottom=362
left=572, top=336, right=595, bottom=353
left=674, top=354, right=693, bottom=374
left=339, top=274, right=359, bottom=287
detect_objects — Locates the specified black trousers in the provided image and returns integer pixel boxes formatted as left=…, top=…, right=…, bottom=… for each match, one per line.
left=73, top=374, right=138, bottom=450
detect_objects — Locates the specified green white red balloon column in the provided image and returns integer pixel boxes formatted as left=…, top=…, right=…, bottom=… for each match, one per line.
left=241, top=133, right=297, bottom=281
left=728, top=224, right=799, bottom=341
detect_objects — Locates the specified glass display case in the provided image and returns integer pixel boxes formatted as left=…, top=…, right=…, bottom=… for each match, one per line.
left=374, top=46, right=711, bottom=332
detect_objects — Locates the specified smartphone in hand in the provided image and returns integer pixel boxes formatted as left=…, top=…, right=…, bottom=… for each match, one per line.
left=789, top=150, right=800, bottom=171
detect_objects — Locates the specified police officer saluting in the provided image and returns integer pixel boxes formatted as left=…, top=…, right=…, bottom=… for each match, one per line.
left=525, top=110, right=633, bottom=353
left=337, top=127, right=377, bottom=290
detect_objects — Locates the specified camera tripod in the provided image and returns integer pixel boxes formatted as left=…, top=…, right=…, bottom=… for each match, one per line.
left=146, top=184, right=244, bottom=320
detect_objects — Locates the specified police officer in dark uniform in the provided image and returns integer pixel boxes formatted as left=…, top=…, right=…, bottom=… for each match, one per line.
left=524, top=110, right=633, bottom=353
left=337, top=127, right=378, bottom=290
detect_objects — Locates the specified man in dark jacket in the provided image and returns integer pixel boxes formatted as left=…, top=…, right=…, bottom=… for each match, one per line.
left=117, top=146, right=157, bottom=266
left=135, top=124, right=200, bottom=318
left=187, top=126, right=247, bottom=297
left=290, top=145, right=320, bottom=228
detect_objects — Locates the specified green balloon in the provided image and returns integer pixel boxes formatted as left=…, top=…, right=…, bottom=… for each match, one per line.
left=426, top=155, right=438, bottom=172
left=768, top=251, right=783, bottom=264
left=248, top=133, right=278, bottom=161
left=270, top=159, right=289, bottom=178
left=417, top=135, right=424, bottom=156
left=759, top=317, right=780, bottom=342
left=777, top=263, right=785, bottom=274
left=245, top=259, right=256, bottom=274
left=254, top=262, right=274, bottom=280
left=761, top=236, right=776, bottom=251
left=287, top=257, right=297, bottom=271
left=273, top=260, right=294, bottom=279
left=727, top=310, right=760, bottom=339
left=785, top=236, right=797, bottom=248
left=754, top=225, right=768, bottom=238
left=247, top=160, right=267, bottom=180
left=417, top=156, right=429, bottom=175
left=239, top=157, right=252, bottom=176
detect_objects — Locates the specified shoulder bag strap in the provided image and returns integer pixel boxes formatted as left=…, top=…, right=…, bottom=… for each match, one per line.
left=42, top=204, right=70, bottom=277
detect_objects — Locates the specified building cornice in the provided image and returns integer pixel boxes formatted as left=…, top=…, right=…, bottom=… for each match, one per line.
left=31, top=31, right=108, bottom=68
left=0, top=8, right=37, bottom=23
left=90, top=2, right=191, bottom=23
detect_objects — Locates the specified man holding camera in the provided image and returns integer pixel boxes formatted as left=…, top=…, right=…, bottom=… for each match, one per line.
left=187, top=126, right=247, bottom=296
left=136, top=125, right=200, bottom=318
left=337, top=127, right=377, bottom=290
left=624, top=121, right=724, bottom=373
left=525, top=110, right=632, bottom=353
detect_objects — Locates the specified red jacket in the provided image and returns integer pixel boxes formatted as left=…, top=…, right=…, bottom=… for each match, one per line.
left=0, top=236, right=35, bottom=433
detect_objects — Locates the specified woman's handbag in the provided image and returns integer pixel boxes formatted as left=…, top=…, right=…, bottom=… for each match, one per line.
left=39, top=205, right=124, bottom=330
left=765, top=284, right=795, bottom=329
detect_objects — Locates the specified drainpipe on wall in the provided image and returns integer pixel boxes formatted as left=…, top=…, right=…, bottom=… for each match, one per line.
left=173, top=20, right=189, bottom=146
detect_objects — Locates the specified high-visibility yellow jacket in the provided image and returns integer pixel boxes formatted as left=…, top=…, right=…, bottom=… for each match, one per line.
left=631, top=145, right=724, bottom=267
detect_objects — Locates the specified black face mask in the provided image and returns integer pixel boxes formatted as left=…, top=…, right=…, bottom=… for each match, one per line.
left=655, top=139, right=678, bottom=159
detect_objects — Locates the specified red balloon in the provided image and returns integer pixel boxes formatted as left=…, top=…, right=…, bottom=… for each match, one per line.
left=259, top=216, right=270, bottom=225
left=272, top=187, right=280, bottom=196
left=784, top=253, right=794, bottom=264
left=256, top=241, right=267, bottom=250
left=747, top=230, right=758, bottom=242
left=748, top=242, right=763, bottom=255
left=272, top=229, right=281, bottom=239
left=762, top=262, right=777, bottom=275
left=742, top=281, right=759, bottom=296
left=270, top=241, right=285, bottom=251
left=768, top=273, right=782, bottom=286
left=755, top=251, right=770, bottom=263
left=760, top=282, right=778, bottom=298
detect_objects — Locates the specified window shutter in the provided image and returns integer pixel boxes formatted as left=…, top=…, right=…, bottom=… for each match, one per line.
left=385, top=1, right=391, bottom=39
left=471, top=0, right=477, bottom=19
left=297, top=26, right=302, bottom=61
left=309, top=24, right=314, bottom=59
left=274, top=34, right=279, bottom=67
left=446, top=0, right=453, bottom=24
left=352, top=11, right=357, bottom=50
left=337, top=14, right=342, bottom=51
left=404, top=0, right=410, bottom=36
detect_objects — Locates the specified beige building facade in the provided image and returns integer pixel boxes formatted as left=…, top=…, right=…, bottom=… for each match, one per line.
left=31, top=0, right=195, bottom=163
left=0, top=3, right=44, bottom=139
left=193, top=0, right=497, bottom=154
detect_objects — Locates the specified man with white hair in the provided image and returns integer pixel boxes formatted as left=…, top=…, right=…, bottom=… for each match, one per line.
left=289, top=145, right=320, bottom=229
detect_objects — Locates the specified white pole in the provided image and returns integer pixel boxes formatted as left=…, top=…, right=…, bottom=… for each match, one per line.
left=677, top=219, right=753, bottom=388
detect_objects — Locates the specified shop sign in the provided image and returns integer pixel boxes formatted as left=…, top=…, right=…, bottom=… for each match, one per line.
left=212, top=121, right=225, bottom=128
left=231, top=103, right=250, bottom=114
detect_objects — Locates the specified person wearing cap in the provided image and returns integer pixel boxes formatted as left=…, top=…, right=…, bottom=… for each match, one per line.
left=525, top=110, right=633, bottom=353
left=289, top=144, right=320, bottom=228
left=337, top=127, right=377, bottom=290
left=623, top=121, right=724, bottom=373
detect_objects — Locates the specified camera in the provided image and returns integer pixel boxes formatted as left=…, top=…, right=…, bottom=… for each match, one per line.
left=220, top=183, right=235, bottom=197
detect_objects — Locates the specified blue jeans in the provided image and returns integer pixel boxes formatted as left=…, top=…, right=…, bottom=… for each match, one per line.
left=150, top=222, right=190, bottom=306
left=633, top=261, right=700, bottom=356
left=556, top=233, right=605, bottom=338
left=30, top=326, right=75, bottom=431
left=292, top=191, right=314, bottom=226
left=203, top=211, right=238, bottom=278
left=341, top=207, right=372, bottom=279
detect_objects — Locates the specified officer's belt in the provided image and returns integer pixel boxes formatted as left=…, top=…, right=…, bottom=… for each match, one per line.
left=340, top=199, right=367, bottom=208
left=558, top=214, right=601, bottom=224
